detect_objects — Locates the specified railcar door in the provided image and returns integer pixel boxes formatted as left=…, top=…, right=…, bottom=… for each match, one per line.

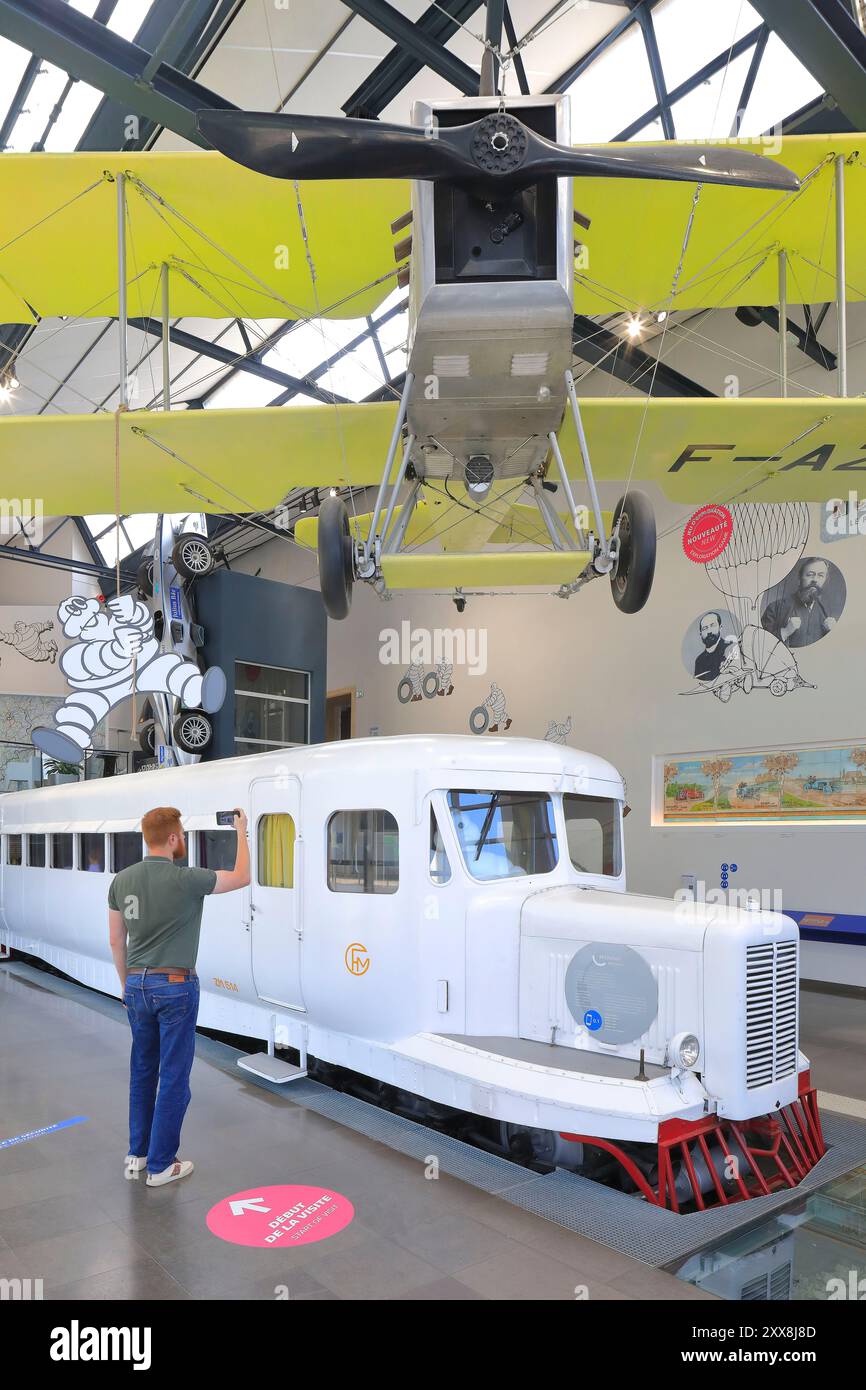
left=248, top=776, right=304, bottom=1011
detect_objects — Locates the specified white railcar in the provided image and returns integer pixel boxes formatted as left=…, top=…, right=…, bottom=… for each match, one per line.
left=0, top=735, right=824, bottom=1208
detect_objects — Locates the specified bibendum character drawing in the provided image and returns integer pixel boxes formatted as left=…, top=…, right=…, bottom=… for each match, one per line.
left=469, top=681, right=512, bottom=735
left=0, top=619, right=58, bottom=664
left=31, top=594, right=226, bottom=763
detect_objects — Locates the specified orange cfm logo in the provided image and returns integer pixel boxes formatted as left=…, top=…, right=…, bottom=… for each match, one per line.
left=344, top=942, right=370, bottom=976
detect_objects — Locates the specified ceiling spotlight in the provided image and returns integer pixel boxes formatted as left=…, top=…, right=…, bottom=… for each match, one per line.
left=655, top=310, right=668, bottom=324
left=626, top=316, right=644, bottom=340
left=0, top=372, right=18, bottom=403
left=329, top=487, right=337, bottom=497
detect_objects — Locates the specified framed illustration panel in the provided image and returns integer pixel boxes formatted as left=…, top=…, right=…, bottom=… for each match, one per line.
left=655, top=741, right=866, bottom=825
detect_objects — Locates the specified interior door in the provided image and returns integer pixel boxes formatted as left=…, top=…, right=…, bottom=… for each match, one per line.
left=249, top=776, right=304, bottom=1011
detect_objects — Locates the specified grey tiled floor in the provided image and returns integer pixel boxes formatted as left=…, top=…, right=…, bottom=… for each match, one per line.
left=799, top=987, right=866, bottom=1101
left=0, top=963, right=719, bottom=1301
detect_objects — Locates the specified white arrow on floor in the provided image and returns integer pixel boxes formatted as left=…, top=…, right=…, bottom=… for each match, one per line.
left=230, top=1197, right=271, bottom=1216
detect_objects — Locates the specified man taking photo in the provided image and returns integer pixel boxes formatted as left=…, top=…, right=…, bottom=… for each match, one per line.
left=108, top=806, right=250, bottom=1186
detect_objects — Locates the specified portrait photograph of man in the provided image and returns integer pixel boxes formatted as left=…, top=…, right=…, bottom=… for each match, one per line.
left=691, top=611, right=741, bottom=683
left=761, top=557, right=846, bottom=649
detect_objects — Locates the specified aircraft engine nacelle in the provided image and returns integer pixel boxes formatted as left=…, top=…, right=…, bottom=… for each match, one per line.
left=407, top=94, right=575, bottom=484
left=518, top=887, right=801, bottom=1122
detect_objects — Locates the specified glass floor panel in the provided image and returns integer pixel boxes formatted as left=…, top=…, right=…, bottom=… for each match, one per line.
left=673, top=1166, right=866, bottom=1300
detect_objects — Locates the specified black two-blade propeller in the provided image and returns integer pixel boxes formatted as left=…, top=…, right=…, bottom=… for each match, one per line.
left=196, top=108, right=800, bottom=195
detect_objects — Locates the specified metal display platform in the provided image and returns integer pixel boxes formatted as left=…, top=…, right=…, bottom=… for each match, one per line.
left=6, top=959, right=866, bottom=1269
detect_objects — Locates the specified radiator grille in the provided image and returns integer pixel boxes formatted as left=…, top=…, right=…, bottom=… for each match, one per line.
left=741, top=1263, right=792, bottom=1301
left=745, top=940, right=798, bottom=1089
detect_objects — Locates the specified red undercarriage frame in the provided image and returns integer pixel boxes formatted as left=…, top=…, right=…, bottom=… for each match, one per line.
left=561, top=1071, right=826, bottom=1212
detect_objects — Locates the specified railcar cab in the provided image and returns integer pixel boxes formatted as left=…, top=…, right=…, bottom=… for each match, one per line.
left=404, top=746, right=626, bottom=1041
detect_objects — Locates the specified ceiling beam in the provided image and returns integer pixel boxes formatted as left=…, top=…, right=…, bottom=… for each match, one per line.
left=615, top=25, right=763, bottom=140
left=0, top=0, right=237, bottom=148
left=338, top=0, right=481, bottom=95
left=344, top=0, right=485, bottom=116
left=750, top=0, right=866, bottom=127
left=735, top=305, right=838, bottom=372
left=128, top=318, right=351, bottom=406
left=635, top=3, right=675, bottom=139
left=572, top=314, right=715, bottom=397
left=0, top=537, right=136, bottom=586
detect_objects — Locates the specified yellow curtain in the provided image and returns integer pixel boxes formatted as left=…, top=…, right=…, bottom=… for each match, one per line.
left=259, top=814, right=295, bottom=889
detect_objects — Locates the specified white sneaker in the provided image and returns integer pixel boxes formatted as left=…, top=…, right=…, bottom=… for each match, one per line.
left=146, top=1159, right=194, bottom=1187
left=124, top=1155, right=147, bottom=1180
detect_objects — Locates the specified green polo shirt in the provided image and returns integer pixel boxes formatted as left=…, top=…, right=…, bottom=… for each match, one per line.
left=108, top=855, right=218, bottom=970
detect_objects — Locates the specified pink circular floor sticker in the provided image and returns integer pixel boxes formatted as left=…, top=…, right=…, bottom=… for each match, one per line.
left=207, top=1184, right=355, bottom=1249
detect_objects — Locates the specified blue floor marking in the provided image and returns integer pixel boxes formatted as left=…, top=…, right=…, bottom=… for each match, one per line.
left=0, top=1116, right=88, bottom=1149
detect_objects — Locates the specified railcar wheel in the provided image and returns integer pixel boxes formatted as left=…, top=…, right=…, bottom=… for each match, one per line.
left=317, top=496, right=354, bottom=620
left=173, top=709, right=213, bottom=754
left=610, top=491, right=656, bottom=614
left=171, top=532, right=215, bottom=581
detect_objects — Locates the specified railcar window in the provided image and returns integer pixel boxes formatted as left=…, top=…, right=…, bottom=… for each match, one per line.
left=257, top=814, right=295, bottom=889
left=429, top=809, right=451, bottom=885
left=112, top=832, right=143, bottom=872
left=198, top=829, right=236, bottom=872
left=51, top=834, right=74, bottom=870
left=28, top=834, right=45, bottom=867
left=6, top=835, right=22, bottom=866
left=80, top=833, right=106, bottom=873
left=447, top=790, right=558, bottom=880
left=327, top=810, right=398, bottom=894
left=563, top=793, right=622, bottom=877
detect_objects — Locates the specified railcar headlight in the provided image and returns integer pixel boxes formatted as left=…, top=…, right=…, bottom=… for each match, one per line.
left=671, top=1032, right=701, bottom=1069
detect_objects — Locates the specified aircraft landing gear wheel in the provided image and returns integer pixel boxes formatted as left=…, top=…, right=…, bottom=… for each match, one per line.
left=138, top=722, right=156, bottom=756
left=317, top=496, right=354, bottom=620
left=172, top=532, right=215, bottom=581
left=770, top=677, right=787, bottom=697
left=422, top=671, right=439, bottom=699
left=469, top=705, right=489, bottom=735
left=173, top=710, right=213, bottom=754
left=610, top=491, right=656, bottom=614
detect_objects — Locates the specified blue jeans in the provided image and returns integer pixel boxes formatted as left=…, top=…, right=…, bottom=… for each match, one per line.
left=124, top=972, right=200, bottom=1174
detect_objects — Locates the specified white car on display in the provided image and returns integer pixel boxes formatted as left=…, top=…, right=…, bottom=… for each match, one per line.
left=0, top=734, right=824, bottom=1210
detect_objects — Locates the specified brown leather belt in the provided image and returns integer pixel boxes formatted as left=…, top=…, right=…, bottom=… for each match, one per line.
left=127, top=967, right=196, bottom=977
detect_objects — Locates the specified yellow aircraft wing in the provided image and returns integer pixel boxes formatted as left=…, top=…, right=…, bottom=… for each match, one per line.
left=3, top=396, right=865, bottom=515
left=0, top=151, right=407, bottom=324
left=0, top=136, right=861, bottom=323
left=572, top=134, right=865, bottom=315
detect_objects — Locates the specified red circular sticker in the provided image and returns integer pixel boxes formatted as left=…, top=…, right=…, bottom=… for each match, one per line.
left=682, top=505, right=733, bottom=563
left=206, top=1184, right=355, bottom=1249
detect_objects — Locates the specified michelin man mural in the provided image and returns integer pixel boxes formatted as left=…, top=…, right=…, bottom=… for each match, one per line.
left=0, top=620, right=58, bottom=664
left=469, top=681, right=512, bottom=735
left=31, top=594, right=226, bottom=763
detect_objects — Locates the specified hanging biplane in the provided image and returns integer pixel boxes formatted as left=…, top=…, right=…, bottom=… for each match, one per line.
left=0, top=102, right=863, bottom=619
left=196, top=92, right=803, bottom=618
